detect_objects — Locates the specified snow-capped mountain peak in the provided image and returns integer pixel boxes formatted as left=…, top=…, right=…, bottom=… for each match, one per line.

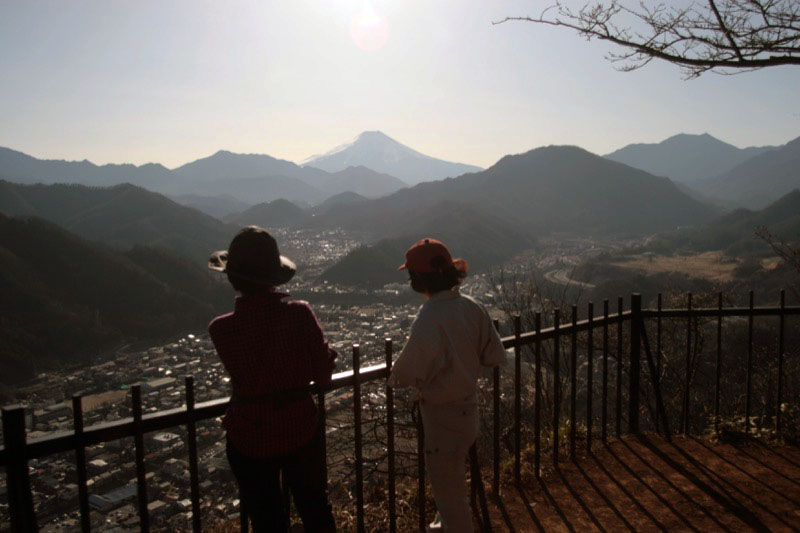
left=301, top=131, right=482, bottom=184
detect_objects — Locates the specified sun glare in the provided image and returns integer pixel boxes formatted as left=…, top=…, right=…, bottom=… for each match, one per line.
left=349, top=2, right=389, bottom=52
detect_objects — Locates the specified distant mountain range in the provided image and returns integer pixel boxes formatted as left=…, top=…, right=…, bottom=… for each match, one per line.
left=4, top=131, right=797, bottom=214
left=308, top=145, right=716, bottom=238
left=313, top=145, right=718, bottom=286
left=604, top=133, right=776, bottom=184
left=302, top=131, right=483, bottom=185
left=3, top=135, right=790, bottom=373
left=0, top=144, right=410, bottom=207
left=690, top=136, right=800, bottom=209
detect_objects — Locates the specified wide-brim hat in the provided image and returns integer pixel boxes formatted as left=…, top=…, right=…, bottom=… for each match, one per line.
left=208, top=226, right=296, bottom=286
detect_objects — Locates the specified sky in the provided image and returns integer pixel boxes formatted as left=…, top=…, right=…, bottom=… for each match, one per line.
left=1, top=0, right=798, bottom=169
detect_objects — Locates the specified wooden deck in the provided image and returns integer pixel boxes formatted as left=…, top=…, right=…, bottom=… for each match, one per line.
left=486, top=435, right=800, bottom=532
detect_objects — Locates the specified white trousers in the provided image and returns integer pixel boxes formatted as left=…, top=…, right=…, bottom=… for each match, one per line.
left=421, top=400, right=479, bottom=532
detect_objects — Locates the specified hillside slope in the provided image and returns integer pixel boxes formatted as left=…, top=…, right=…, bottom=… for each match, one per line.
left=0, top=215, right=231, bottom=383
left=691, top=136, right=800, bottom=208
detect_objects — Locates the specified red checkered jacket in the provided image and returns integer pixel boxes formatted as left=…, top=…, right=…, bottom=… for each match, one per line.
left=209, top=292, right=335, bottom=458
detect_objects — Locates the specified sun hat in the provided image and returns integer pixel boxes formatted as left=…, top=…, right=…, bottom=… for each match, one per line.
left=208, top=226, right=296, bottom=286
left=397, top=238, right=454, bottom=273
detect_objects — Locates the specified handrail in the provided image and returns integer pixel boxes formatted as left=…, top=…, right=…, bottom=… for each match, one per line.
left=4, top=303, right=799, bottom=462
left=498, top=305, right=800, bottom=349
left=0, top=363, right=390, bottom=465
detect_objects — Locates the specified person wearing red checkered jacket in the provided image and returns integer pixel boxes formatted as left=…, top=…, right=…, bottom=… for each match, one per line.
left=208, top=226, right=337, bottom=533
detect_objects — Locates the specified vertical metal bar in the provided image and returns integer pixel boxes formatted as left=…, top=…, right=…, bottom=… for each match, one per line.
left=416, top=402, right=426, bottom=532
left=616, top=297, right=623, bottom=439
left=602, top=300, right=609, bottom=445
left=683, top=293, right=692, bottom=436
left=385, top=338, right=397, bottom=533
left=2, top=405, right=37, bottom=532
left=656, top=294, right=662, bottom=430
left=640, top=321, right=672, bottom=440
left=570, top=305, right=577, bottom=460
left=72, top=395, right=91, bottom=533
left=586, top=302, right=594, bottom=452
left=513, top=315, right=522, bottom=485
left=746, top=291, right=754, bottom=435
left=352, top=344, right=365, bottom=533
left=629, top=294, right=641, bottom=434
left=715, top=293, right=722, bottom=434
left=492, top=319, right=501, bottom=497
left=185, top=377, right=202, bottom=533
left=553, top=308, right=561, bottom=466
left=777, top=290, right=785, bottom=433
left=132, top=385, right=150, bottom=532
left=532, top=312, right=542, bottom=479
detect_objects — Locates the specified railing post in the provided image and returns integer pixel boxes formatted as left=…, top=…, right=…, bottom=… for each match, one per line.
left=602, top=300, right=609, bottom=445
left=492, top=320, right=501, bottom=497
left=616, top=297, right=623, bottom=439
left=385, top=338, right=397, bottom=533
left=132, top=385, right=150, bottom=532
left=715, top=293, right=722, bottom=434
left=656, top=293, right=662, bottom=431
left=513, top=315, right=522, bottom=485
left=185, top=376, right=202, bottom=533
left=534, top=312, right=542, bottom=478
left=553, top=308, right=561, bottom=466
left=683, top=293, right=692, bottom=436
left=777, top=290, right=785, bottom=434
left=416, top=402, right=426, bottom=532
left=72, top=395, right=91, bottom=533
left=2, top=405, right=37, bottom=532
left=586, top=303, right=594, bottom=453
left=629, top=294, right=641, bottom=434
left=570, top=305, right=577, bottom=460
left=746, top=291, right=754, bottom=435
left=352, top=344, right=365, bottom=533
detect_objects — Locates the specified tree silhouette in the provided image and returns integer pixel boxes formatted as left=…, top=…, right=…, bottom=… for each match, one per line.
left=496, top=1, right=800, bottom=78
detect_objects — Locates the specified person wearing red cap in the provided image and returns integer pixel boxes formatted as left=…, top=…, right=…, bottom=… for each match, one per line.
left=388, top=238, right=506, bottom=532
left=208, top=226, right=337, bottom=532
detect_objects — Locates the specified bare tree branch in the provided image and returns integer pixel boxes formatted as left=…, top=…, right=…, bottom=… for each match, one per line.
left=494, top=0, right=800, bottom=78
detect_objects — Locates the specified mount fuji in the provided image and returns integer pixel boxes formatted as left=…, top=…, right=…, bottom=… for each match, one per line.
left=302, top=131, right=482, bottom=185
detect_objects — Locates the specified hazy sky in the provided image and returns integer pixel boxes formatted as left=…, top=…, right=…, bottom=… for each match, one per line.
left=1, top=0, right=798, bottom=169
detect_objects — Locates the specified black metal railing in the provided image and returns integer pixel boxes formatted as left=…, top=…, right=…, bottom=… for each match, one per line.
left=2, top=292, right=797, bottom=532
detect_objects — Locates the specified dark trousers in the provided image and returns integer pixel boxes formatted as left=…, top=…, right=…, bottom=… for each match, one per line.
left=226, top=430, right=336, bottom=532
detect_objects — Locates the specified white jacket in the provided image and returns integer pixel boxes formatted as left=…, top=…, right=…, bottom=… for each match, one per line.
left=387, top=288, right=506, bottom=405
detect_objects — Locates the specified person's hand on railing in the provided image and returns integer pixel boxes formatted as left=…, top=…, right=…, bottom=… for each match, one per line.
left=328, top=348, right=338, bottom=373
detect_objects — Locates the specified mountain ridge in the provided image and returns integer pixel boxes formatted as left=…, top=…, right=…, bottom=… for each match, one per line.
left=690, top=136, right=800, bottom=209
left=0, top=144, right=410, bottom=205
left=604, top=133, right=777, bottom=183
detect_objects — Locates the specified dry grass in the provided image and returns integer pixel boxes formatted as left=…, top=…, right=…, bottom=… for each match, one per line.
left=612, top=251, right=739, bottom=282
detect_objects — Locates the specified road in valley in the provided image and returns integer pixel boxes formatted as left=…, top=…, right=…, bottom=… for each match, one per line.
left=544, top=269, right=596, bottom=289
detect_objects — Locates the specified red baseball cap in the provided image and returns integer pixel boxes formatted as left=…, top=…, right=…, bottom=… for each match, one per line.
left=398, top=238, right=454, bottom=273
